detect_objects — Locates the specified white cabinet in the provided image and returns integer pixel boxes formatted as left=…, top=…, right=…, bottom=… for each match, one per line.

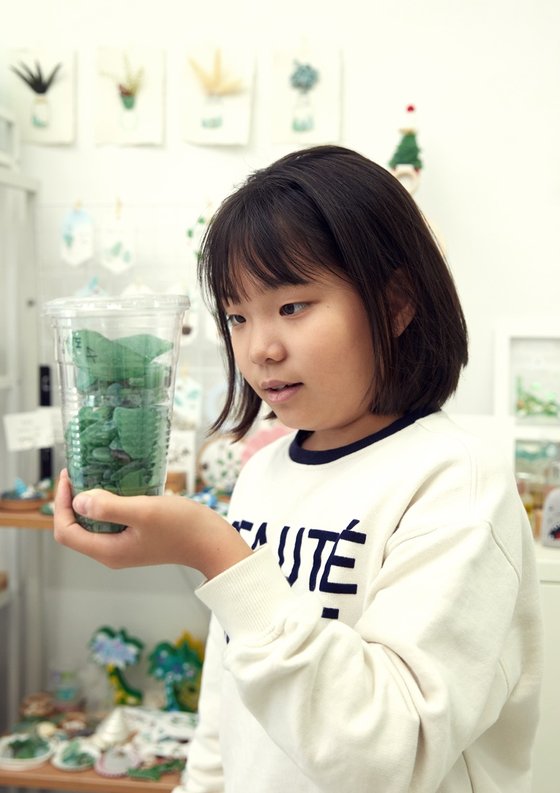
left=533, top=543, right=560, bottom=793
left=0, top=168, right=40, bottom=490
left=0, top=168, right=41, bottom=733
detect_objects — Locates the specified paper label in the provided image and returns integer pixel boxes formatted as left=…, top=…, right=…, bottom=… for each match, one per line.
left=3, top=409, right=57, bottom=451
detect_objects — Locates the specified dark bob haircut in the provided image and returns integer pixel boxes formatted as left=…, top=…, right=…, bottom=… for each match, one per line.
left=198, top=145, right=468, bottom=440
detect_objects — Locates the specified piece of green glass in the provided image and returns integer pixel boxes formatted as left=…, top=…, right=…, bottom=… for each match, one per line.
left=117, top=333, right=173, bottom=360
left=113, top=405, right=168, bottom=460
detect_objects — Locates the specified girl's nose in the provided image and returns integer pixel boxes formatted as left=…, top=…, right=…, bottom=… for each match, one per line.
left=249, top=330, right=286, bottom=365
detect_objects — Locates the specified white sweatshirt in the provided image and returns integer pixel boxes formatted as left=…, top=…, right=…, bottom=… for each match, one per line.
left=178, top=410, right=542, bottom=793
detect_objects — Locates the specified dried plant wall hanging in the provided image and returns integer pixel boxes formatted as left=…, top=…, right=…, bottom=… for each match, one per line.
left=183, top=45, right=254, bottom=146
left=8, top=49, right=75, bottom=144
left=95, top=48, right=164, bottom=146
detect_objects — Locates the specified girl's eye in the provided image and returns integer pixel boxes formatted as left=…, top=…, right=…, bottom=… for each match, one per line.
left=280, top=302, right=307, bottom=316
left=226, top=314, right=245, bottom=327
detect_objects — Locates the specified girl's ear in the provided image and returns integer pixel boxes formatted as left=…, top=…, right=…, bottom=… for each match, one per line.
left=386, top=271, right=415, bottom=337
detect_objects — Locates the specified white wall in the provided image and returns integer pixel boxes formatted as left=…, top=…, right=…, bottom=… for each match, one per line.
left=1, top=0, right=558, bottom=691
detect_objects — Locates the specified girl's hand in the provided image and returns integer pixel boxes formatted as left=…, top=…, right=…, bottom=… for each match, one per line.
left=53, top=469, right=252, bottom=580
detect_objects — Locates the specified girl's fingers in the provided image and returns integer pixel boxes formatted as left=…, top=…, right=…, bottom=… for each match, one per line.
left=53, top=469, right=78, bottom=525
left=72, top=488, right=146, bottom=528
left=53, top=476, right=252, bottom=577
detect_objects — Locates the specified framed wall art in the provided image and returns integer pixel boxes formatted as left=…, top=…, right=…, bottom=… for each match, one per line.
left=7, top=49, right=75, bottom=144
left=494, top=319, right=560, bottom=442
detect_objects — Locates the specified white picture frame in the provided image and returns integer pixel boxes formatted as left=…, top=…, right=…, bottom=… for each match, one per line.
left=8, top=49, right=76, bottom=144
left=494, top=319, right=560, bottom=442
left=95, top=47, right=165, bottom=146
left=182, top=44, right=254, bottom=146
left=268, top=46, right=341, bottom=144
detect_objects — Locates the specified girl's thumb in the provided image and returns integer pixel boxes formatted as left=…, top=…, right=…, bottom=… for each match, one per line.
left=72, top=489, right=135, bottom=525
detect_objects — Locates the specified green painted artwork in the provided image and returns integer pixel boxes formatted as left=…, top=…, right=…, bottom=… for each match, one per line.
left=65, top=329, right=174, bottom=532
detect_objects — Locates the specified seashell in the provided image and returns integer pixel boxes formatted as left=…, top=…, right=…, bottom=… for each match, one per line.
left=90, top=707, right=131, bottom=750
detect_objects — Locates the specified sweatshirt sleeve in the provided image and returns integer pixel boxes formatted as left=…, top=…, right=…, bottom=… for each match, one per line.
left=182, top=615, right=226, bottom=793
left=195, top=519, right=526, bottom=793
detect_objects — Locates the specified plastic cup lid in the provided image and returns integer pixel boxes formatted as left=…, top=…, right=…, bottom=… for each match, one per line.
left=43, top=294, right=190, bottom=318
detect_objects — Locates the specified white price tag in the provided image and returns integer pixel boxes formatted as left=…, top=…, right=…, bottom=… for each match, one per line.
left=3, top=410, right=55, bottom=451
left=40, top=407, right=64, bottom=444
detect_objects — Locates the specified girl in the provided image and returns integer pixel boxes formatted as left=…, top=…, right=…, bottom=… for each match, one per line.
left=54, top=145, right=542, bottom=793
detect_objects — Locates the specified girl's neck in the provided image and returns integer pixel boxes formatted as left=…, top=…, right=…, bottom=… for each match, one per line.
left=300, top=413, right=401, bottom=452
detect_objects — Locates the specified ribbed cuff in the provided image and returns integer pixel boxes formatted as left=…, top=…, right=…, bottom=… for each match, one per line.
left=195, top=546, right=293, bottom=641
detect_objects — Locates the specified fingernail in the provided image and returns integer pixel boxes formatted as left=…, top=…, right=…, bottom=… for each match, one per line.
left=73, top=495, right=90, bottom=516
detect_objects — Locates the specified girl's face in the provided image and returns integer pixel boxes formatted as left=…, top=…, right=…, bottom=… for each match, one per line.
left=223, top=268, right=400, bottom=451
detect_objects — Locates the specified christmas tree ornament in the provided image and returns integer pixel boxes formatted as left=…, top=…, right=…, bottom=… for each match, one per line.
left=389, top=104, right=422, bottom=195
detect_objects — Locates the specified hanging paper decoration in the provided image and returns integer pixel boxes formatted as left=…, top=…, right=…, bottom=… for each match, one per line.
left=186, top=213, right=208, bottom=265
left=74, top=275, right=107, bottom=297
left=61, top=205, right=94, bottom=267
left=89, top=626, right=144, bottom=706
left=101, top=200, right=134, bottom=274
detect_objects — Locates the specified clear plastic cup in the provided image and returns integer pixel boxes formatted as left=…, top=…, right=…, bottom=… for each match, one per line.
left=44, top=294, right=189, bottom=532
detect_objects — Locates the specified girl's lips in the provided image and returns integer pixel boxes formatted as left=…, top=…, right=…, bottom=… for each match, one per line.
left=263, top=382, right=302, bottom=404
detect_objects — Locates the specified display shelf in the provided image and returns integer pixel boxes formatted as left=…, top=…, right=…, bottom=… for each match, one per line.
left=534, top=540, right=560, bottom=583
left=0, top=509, right=53, bottom=530
left=513, top=423, right=560, bottom=443
left=0, top=762, right=180, bottom=792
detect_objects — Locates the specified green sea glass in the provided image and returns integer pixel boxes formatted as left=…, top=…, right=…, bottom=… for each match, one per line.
left=65, top=329, right=174, bottom=532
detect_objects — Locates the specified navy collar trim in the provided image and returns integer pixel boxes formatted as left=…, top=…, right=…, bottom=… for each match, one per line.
left=288, top=408, right=437, bottom=465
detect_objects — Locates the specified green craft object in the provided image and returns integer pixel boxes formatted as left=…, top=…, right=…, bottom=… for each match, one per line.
left=389, top=131, right=422, bottom=171
left=65, top=329, right=174, bottom=532
left=60, top=739, right=96, bottom=769
left=107, top=666, right=143, bottom=706
left=128, top=758, right=185, bottom=780
left=89, top=626, right=144, bottom=706
left=148, top=634, right=204, bottom=712
left=7, top=735, right=49, bottom=759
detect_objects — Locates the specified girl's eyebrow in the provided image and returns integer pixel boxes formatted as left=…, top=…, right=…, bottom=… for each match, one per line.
left=223, top=279, right=315, bottom=307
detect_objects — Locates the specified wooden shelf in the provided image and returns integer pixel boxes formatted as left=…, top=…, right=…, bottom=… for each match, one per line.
left=0, top=509, right=53, bottom=529
left=0, top=762, right=180, bottom=792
